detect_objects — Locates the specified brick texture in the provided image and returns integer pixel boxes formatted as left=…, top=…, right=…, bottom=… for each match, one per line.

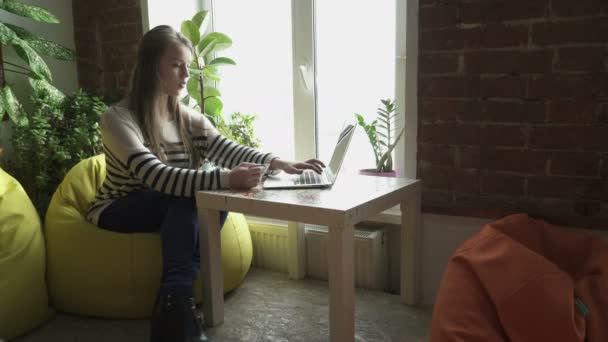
left=419, top=1, right=608, bottom=229
left=72, top=0, right=143, bottom=99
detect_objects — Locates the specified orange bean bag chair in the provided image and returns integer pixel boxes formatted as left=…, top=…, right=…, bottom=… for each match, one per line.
left=429, top=213, right=608, bottom=342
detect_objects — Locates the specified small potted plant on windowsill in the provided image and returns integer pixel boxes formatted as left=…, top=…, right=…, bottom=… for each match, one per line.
left=355, top=98, right=404, bottom=177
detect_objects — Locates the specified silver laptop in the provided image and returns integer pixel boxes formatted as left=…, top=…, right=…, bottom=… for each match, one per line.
left=262, top=124, right=355, bottom=189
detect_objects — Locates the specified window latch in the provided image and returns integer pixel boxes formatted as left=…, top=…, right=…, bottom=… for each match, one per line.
left=298, top=64, right=311, bottom=90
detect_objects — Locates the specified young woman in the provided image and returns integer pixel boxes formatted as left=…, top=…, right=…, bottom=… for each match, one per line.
left=87, top=25, right=324, bottom=342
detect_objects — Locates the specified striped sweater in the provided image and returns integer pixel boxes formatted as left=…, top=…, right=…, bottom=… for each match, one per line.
left=86, top=104, right=275, bottom=225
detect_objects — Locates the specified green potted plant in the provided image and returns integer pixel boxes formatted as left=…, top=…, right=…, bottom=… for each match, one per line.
left=0, top=1, right=75, bottom=120
left=226, top=112, right=261, bottom=149
left=180, top=10, right=260, bottom=151
left=7, top=81, right=106, bottom=217
left=180, top=10, right=234, bottom=129
left=355, top=98, right=405, bottom=177
left=0, top=0, right=76, bottom=164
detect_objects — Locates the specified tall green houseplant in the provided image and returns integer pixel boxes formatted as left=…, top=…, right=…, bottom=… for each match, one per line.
left=180, top=10, right=260, bottom=149
left=355, top=99, right=405, bottom=173
left=0, top=0, right=75, bottom=124
left=180, top=10, right=235, bottom=132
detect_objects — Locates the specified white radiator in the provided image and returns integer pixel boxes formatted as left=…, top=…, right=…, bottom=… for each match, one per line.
left=305, top=225, right=388, bottom=291
left=248, top=222, right=289, bottom=273
left=248, top=222, right=388, bottom=291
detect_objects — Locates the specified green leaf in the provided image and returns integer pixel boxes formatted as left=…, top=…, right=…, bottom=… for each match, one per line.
left=203, top=65, right=220, bottom=81
left=204, top=96, right=223, bottom=116
left=205, top=73, right=220, bottom=82
left=1, top=0, right=59, bottom=23
left=203, top=86, right=221, bottom=98
left=208, top=56, right=236, bottom=66
left=180, top=20, right=200, bottom=46
left=203, top=32, right=232, bottom=53
left=188, top=67, right=203, bottom=76
left=197, top=36, right=216, bottom=57
left=30, top=78, right=65, bottom=106
left=354, top=113, right=368, bottom=127
left=0, top=22, right=19, bottom=44
left=376, top=127, right=404, bottom=172
left=191, top=11, right=209, bottom=32
left=203, top=65, right=218, bottom=76
left=187, top=76, right=201, bottom=104
left=5, top=24, right=76, bottom=60
left=0, top=85, right=24, bottom=123
left=12, top=38, right=52, bottom=81
left=378, top=111, right=390, bottom=120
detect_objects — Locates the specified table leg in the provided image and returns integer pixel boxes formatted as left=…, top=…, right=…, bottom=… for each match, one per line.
left=401, top=189, right=422, bottom=305
left=287, top=221, right=306, bottom=279
left=198, top=208, right=224, bottom=326
left=327, top=223, right=355, bottom=341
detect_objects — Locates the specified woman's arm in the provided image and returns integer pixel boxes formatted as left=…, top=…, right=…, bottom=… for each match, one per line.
left=182, top=106, right=324, bottom=175
left=101, top=108, right=231, bottom=196
left=182, top=105, right=276, bottom=169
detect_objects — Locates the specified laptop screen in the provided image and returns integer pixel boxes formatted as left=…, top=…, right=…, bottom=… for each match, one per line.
left=327, top=124, right=355, bottom=179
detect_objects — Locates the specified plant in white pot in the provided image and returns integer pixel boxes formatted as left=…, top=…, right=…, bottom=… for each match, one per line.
left=354, top=98, right=405, bottom=176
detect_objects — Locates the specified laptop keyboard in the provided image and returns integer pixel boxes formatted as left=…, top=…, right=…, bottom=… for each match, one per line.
left=299, top=170, right=323, bottom=184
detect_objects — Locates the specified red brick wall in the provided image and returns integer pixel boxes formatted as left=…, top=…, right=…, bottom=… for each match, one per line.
left=418, top=0, right=608, bottom=229
left=72, top=0, right=142, bottom=101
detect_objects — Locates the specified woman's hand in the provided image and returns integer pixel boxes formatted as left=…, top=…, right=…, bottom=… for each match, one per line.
left=229, top=162, right=266, bottom=189
left=270, top=158, right=325, bottom=175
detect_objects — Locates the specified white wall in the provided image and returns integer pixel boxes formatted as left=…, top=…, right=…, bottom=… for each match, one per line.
left=0, top=0, right=77, bottom=159
left=420, top=214, right=608, bottom=305
left=420, top=214, right=489, bottom=304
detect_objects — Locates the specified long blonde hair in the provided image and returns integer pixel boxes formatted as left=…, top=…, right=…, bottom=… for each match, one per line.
left=128, top=25, right=200, bottom=168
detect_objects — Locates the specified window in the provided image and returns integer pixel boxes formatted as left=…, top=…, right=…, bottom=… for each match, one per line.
left=211, top=1, right=295, bottom=161
left=314, top=1, right=396, bottom=172
left=143, top=0, right=416, bottom=176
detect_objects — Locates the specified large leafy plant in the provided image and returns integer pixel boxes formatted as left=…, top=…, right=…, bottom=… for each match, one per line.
left=180, top=10, right=234, bottom=132
left=355, top=99, right=405, bottom=173
left=0, top=0, right=75, bottom=124
left=180, top=10, right=260, bottom=149
left=8, top=82, right=106, bottom=217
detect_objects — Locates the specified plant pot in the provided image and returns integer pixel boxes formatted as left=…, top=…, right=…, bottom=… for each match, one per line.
left=358, top=168, right=397, bottom=177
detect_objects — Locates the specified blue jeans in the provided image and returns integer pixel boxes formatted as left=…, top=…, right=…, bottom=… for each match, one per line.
left=98, top=189, right=228, bottom=297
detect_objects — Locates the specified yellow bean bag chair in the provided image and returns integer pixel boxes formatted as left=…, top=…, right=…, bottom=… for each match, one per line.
left=45, top=155, right=252, bottom=318
left=0, top=168, right=52, bottom=340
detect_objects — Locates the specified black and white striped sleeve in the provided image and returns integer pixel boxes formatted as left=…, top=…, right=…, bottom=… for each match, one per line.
left=100, top=110, right=231, bottom=196
left=206, top=134, right=274, bottom=170
left=185, top=107, right=276, bottom=169
left=124, top=151, right=226, bottom=196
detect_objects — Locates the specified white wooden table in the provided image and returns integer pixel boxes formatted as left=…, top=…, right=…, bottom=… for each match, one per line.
left=196, top=173, right=421, bottom=342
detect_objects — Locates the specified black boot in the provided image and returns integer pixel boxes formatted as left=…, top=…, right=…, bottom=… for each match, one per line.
left=150, top=293, right=209, bottom=342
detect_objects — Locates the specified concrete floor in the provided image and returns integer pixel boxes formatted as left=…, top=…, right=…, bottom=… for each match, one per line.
left=14, top=268, right=432, bottom=342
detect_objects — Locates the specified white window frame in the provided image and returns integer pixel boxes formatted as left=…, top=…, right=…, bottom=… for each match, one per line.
left=290, top=0, right=417, bottom=180
left=291, top=0, right=317, bottom=161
